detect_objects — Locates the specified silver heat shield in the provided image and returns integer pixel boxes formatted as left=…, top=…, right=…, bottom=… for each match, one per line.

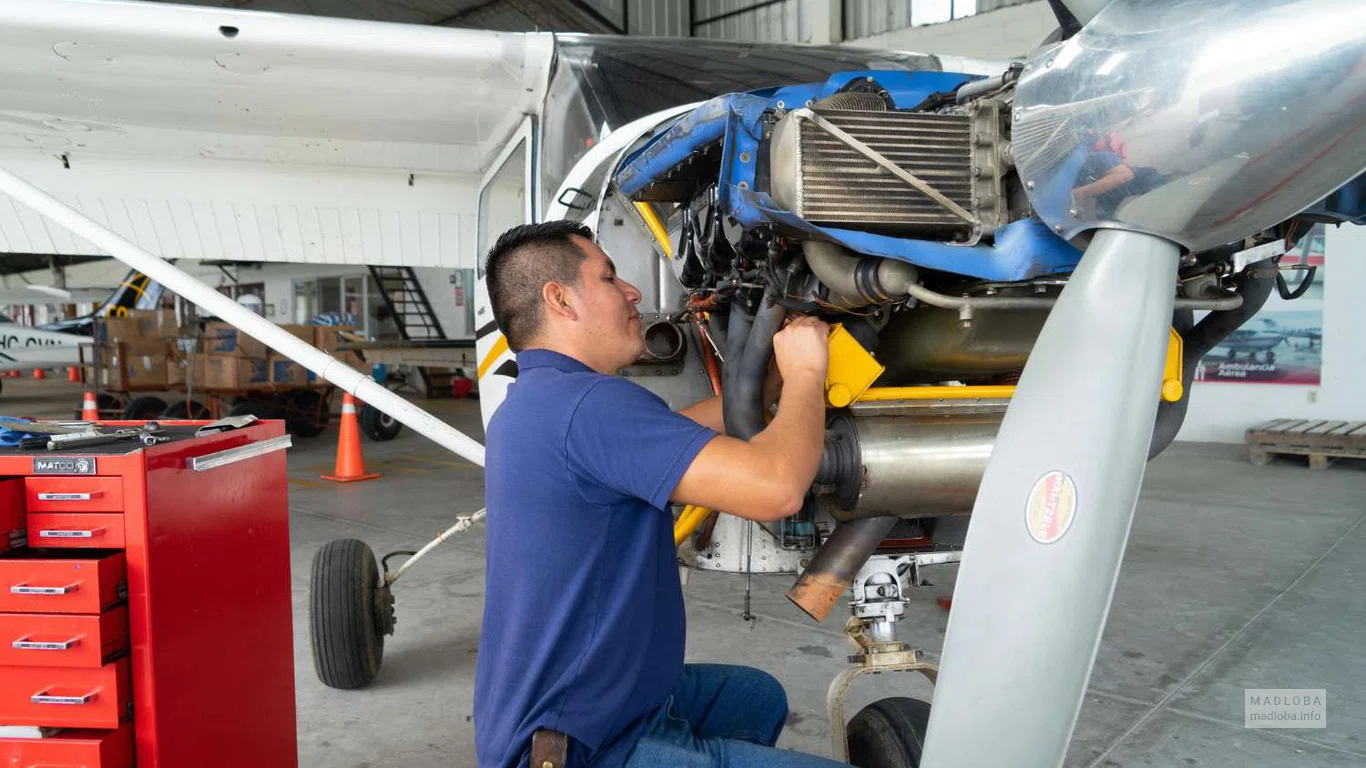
left=816, top=401, right=1005, bottom=521
left=769, top=100, right=1008, bottom=241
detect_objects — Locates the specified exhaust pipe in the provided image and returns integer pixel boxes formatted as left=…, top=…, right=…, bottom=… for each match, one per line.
left=787, top=515, right=899, bottom=622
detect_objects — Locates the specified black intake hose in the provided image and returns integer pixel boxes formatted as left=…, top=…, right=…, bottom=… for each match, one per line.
left=722, top=294, right=787, bottom=440
left=1148, top=262, right=1277, bottom=458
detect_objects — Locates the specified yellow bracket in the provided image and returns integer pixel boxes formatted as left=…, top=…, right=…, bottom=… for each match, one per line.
left=860, top=385, right=1016, bottom=401
left=633, top=202, right=673, bottom=259
left=825, top=324, right=886, bottom=408
left=673, top=504, right=712, bottom=547
left=821, top=323, right=1183, bottom=408
left=1162, top=327, right=1184, bottom=403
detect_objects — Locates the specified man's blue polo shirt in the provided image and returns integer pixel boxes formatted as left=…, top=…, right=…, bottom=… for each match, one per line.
left=474, top=348, right=718, bottom=768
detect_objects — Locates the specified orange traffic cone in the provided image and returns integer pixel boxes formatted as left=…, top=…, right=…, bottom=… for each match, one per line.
left=322, top=393, right=380, bottom=483
left=32, top=369, right=45, bottom=380
left=67, top=366, right=80, bottom=382
left=81, top=391, right=100, bottom=421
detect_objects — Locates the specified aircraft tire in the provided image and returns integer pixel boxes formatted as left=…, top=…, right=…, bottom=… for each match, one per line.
left=309, top=538, right=388, bottom=690
left=846, top=696, right=931, bottom=768
left=162, top=399, right=211, bottom=420
left=359, top=402, right=403, bottom=442
left=122, top=396, right=167, bottom=421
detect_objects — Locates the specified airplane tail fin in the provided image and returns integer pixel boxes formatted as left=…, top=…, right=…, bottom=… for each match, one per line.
left=96, top=269, right=165, bottom=317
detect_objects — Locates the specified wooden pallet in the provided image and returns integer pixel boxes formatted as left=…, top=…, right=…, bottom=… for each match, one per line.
left=1245, top=419, right=1366, bottom=470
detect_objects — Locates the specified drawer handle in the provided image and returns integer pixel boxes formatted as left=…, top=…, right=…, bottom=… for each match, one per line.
left=31, top=688, right=98, bottom=706
left=188, top=434, right=292, bottom=472
left=12, top=635, right=82, bottom=651
left=36, top=492, right=103, bottom=502
left=9, top=582, right=80, bottom=596
left=37, top=528, right=105, bottom=540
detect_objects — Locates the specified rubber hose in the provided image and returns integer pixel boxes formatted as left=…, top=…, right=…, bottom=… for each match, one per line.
left=1148, top=262, right=1276, bottom=459
left=722, top=294, right=787, bottom=440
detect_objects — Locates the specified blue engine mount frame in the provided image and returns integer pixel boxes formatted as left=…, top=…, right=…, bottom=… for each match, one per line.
left=613, top=70, right=1086, bottom=282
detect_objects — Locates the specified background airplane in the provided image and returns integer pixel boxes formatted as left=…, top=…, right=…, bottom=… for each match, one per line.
left=0, top=268, right=164, bottom=374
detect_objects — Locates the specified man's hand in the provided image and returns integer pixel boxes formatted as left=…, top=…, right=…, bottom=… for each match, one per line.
left=772, top=315, right=830, bottom=384
left=671, top=314, right=830, bottom=521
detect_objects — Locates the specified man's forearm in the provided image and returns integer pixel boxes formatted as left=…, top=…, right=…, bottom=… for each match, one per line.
left=678, top=366, right=782, bottom=433
left=750, top=373, right=826, bottom=496
left=678, top=395, right=725, bottom=432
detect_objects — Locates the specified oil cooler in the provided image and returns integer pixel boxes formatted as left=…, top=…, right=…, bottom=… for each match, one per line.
left=769, top=96, right=1008, bottom=242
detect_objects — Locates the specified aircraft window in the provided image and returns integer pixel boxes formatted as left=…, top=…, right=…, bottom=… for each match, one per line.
left=477, top=140, right=529, bottom=277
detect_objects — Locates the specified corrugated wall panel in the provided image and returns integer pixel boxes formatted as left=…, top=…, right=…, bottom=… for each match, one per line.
left=847, top=0, right=1019, bottom=40
left=693, top=0, right=802, bottom=43
left=628, top=0, right=689, bottom=37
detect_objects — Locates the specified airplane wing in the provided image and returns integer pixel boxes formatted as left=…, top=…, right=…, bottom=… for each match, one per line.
left=0, top=285, right=111, bottom=305
left=0, top=0, right=553, bottom=270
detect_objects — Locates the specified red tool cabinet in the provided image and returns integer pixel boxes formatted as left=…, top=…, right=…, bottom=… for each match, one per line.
left=0, top=421, right=297, bottom=767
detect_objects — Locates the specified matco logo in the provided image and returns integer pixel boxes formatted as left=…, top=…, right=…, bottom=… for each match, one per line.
left=1025, top=470, right=1077, bottom=544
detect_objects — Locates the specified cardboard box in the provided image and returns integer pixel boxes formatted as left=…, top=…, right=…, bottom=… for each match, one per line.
left=268, top=354, right=315, bottom=386
left=313, top=325, right=358, bottom=353
left=95, top=316, right=143, bottom=344
left=204, top=322, right=267, bottom=359
left=333, top=349, right=366, bottom=369
left=145, top=309, right=178, bottom=339
left=279, top=325, right=316, bottom=345
left=114, top=340, right=169, bottom=388
left=94, top=310, right=177, bottom=342
left=166, top=354, right=206, bottom=388
left=204, top=355, right=270, bottom=390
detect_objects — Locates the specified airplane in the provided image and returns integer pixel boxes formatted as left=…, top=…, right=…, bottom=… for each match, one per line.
left=1211, top=328, right=1285, bottom=363
left=0, top=269, right=165, bottom=375
left=1, top=1, right=1364, bottom=767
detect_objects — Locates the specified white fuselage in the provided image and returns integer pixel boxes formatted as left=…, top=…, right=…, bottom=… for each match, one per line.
left=0, top=324, right=86, bottom=369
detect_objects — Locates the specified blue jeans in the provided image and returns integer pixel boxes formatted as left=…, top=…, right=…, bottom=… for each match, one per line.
left=597, top=664, right=849, bottom=768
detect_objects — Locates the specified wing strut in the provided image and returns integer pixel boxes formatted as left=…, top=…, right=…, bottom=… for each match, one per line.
left=0, top=166, right=485, bottom=469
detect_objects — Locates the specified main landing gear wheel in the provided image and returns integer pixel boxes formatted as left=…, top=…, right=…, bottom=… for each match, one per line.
left=359, top=402, right=403, bottom=442
left=162, top=399, right=212, bottom=419
left=122, top=395, right=168, bottom=420
left=283, top=389, right=328, bottom=438
left=846, top=697, right=932, bottom=768
left=309, top=539, right=395, bottom=690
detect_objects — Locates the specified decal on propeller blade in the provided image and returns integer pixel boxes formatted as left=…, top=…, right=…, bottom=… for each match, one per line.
left=1026, top=470, right=1077, bottom=544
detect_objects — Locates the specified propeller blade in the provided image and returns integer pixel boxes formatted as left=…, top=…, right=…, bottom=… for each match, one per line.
left=920, top=229, right=1180, bottom=768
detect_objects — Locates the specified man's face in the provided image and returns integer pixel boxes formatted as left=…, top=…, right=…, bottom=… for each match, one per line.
left=567, top=235, right=644, bottom=367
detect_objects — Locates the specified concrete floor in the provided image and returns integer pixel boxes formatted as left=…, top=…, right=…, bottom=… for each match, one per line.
left=8, top=378, right=1366, bottom=766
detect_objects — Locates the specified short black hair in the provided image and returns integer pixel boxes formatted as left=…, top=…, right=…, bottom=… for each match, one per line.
left=484, top=220, right=594, bottom=351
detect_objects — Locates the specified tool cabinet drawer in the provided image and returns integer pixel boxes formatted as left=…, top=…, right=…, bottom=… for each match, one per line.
left=27, top=514, right=126, bottom=550
left=0, top=723, right=134, bottom=768
left=0, top=657, right=131, bottom=729
left=0, top=553, right=126, bottom=614
left=24, top=477, right=124, bottom=513
left=0, top=608, right=128, bottom=668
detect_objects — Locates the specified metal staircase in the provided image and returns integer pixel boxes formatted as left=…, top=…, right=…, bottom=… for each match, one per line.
left=368, top=266, right=454, bottom=397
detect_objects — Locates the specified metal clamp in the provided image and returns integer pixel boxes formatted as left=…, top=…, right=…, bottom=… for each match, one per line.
left=37, top=529, right=103, bottom=539
left=187, top=435, right=292, bottom=472
left=13, top=636, right=80, bottom=651
left=31, top=690, right=96, bottom=705
left=9, top=583, right=79, bottom=596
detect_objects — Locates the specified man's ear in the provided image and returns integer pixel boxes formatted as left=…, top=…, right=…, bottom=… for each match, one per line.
left=542, top=281, right=579, bottom=322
